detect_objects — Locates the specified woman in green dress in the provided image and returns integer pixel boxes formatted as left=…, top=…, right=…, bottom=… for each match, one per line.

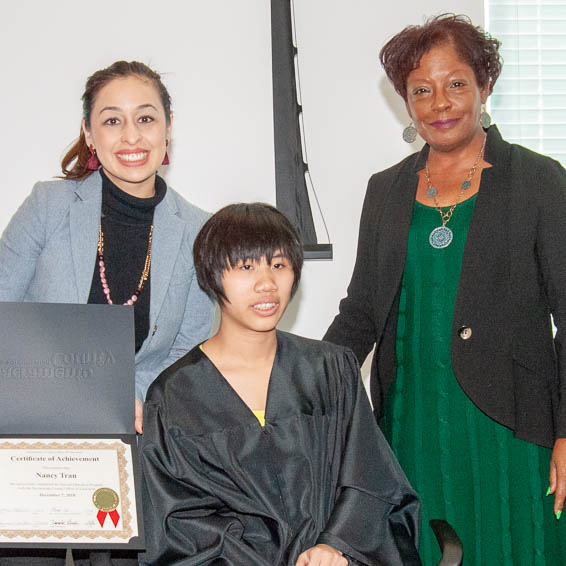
left=325, top=14, right=566, bottom=565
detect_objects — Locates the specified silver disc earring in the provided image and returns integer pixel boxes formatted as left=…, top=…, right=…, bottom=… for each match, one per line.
left=480, top=106, right=491, bottom=129
left=402, top=122, right=417, bottom=143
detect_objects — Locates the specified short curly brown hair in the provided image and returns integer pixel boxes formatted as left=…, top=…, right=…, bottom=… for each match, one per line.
left=379, top=14, right=502, bottom=101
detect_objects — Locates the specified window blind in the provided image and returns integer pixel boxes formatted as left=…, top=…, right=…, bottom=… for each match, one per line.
left=487, top=0, right=566, bottom=166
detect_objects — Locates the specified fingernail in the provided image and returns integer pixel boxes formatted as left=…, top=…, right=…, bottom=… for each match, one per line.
left=546, top=487, right=551, bottom=496
left=556, top=510, right=562, bottom=521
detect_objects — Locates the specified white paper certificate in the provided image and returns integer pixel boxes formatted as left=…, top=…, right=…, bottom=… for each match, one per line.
left=0, top=438, right=139, bottom=544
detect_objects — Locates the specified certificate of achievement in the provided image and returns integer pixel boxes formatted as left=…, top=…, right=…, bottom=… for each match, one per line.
left=0, top=438, right=139, bottom=545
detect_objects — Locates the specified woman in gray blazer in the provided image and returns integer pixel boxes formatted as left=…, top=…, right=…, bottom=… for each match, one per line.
left=0, top=60, right=214, bottom=566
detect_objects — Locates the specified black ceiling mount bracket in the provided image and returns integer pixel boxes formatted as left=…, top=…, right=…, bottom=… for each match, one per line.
left=271, top=0, right=333, bottom=261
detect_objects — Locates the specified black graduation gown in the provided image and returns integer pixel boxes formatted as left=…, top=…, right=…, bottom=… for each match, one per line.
left=140, top=331, right=421, bottom=566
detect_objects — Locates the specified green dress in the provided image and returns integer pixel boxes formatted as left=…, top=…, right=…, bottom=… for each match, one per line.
left=383, top=195, right=566, bottom=565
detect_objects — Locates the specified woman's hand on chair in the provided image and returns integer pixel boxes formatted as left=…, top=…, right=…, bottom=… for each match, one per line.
left=295, top=544, right=347, bottom=565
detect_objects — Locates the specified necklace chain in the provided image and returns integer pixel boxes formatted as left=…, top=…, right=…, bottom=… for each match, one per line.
left=97, top=224, right=154, bottom=306
left=425, top=136, right=487, bottom=227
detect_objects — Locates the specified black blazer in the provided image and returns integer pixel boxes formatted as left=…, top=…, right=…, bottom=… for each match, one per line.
left=325, top=126, right=566, bottom=449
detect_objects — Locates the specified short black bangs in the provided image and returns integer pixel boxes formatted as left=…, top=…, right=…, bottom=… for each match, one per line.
left=194, top=203, right=304, bottom=305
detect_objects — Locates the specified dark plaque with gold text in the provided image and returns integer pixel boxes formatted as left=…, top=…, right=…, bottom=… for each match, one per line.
left=0, top=303, right=143, bottom=549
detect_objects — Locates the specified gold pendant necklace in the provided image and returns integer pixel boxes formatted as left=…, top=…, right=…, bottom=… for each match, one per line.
left=425, top=137, right=486, bottom=249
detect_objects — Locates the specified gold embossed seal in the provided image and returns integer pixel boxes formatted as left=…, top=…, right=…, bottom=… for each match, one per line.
left=93, top=488, right=120, bottom=528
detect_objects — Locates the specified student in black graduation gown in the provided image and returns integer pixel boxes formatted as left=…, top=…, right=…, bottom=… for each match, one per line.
left=139, top=203, right=421, bottom=566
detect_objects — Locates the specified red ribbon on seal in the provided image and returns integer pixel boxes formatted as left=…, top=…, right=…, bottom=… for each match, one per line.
left=97, top=509, right=120, bottom=528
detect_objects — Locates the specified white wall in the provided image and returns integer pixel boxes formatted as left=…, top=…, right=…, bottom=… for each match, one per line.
left=1, top=1, right=483, bottom=359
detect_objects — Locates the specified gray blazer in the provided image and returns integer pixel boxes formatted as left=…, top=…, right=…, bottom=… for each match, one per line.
left=0, top=171, right=215, bottom=400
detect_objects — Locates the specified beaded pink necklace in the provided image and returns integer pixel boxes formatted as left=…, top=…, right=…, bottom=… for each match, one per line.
left=97, top=224, right=154, bottom=305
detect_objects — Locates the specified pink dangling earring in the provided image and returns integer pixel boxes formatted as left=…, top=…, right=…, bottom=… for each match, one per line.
left=162, top=140, right=170, bottom=166
left=87, top=145, right=100, bottom=170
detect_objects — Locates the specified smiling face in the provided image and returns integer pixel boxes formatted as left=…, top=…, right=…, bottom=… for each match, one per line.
left=405, top=43, right=488, bottom=153
left=83, top=75, right=172, bottom=197
left=219, top=254, right=295, bottom=335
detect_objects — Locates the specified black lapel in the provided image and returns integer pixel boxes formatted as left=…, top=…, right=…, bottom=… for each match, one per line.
left=373, top=150, right=424, bottom=332
left=454, top=127, right=512, bottom=341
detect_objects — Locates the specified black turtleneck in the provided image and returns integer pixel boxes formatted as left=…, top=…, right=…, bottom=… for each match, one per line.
left=88, top=170, right=167, bottom=352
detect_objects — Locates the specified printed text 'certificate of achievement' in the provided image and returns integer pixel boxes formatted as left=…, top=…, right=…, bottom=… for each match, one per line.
left=0, top=438, right=138, bottom=544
